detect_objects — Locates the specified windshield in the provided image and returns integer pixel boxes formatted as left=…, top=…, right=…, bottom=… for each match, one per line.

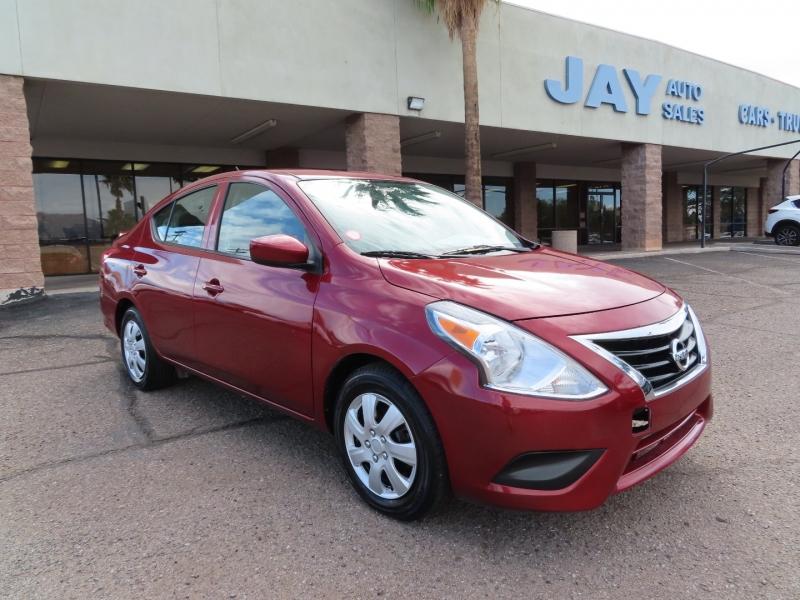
left=297, top=178, right=528, bottom=256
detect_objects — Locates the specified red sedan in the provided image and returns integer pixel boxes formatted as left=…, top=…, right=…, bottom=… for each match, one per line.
left=100, top=169, right=712, bottom=520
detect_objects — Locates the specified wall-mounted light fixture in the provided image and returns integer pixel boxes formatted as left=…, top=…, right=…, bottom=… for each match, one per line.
left=492, top=142, right=557, bottom=160
left=47, top=160, right=70, bottom=169
left=407, top=96, right=425, bottom=111
left=400, top=130, right=441, bottom=148
left=192, top=165, right=221, bottom=174
left=121, top=162, right=150, bottom=171
left=230, top=118, right=278, bottom=144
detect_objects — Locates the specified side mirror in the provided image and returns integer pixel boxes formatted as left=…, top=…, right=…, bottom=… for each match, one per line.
left=250, top=234, right=310, bottom=268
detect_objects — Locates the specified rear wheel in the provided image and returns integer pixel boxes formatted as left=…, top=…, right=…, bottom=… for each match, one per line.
left=333, top=364, right=449, bottom=520
left=120, top=307, right=175, bottom=390
left=774, top=223, right=800, bottom=246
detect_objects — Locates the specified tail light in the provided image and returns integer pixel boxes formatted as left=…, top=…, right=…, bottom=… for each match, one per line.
left=768, top=208, right=779, bottom=214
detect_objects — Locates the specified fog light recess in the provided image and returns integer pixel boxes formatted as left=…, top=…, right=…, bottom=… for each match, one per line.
left=632, top=407, right=650, bottom=433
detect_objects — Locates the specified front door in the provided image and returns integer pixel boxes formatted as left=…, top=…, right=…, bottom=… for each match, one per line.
left=586, top=184, right=620, bottom=244
left=192, top=180, right=319, bottom=417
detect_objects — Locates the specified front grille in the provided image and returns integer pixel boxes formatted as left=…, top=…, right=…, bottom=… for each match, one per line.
left=592, top=312, right=699, bottom=392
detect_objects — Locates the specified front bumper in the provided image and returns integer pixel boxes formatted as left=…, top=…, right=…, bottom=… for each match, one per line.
left=413, top=347, right=712, bottom=512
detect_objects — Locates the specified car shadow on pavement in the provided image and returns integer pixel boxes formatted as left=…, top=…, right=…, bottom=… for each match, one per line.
left=143, top=369, right=697, bottom=551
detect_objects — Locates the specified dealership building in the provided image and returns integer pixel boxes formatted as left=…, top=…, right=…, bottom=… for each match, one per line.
left=1, top=0, right=799, bottom=303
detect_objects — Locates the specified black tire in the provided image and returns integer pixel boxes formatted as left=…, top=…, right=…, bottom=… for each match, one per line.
left=119, top=306, right=175, bottom=391
left=774, top=223, right=800, bottom=246
left=333, top=363, right=449, bottom=521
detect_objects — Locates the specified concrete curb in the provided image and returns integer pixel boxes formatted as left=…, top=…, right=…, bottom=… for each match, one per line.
left=585, top=245, right=731, bottom=261
left=730, top=245, right=800, bottom=256
left=46, top=286, right=99, bottom=296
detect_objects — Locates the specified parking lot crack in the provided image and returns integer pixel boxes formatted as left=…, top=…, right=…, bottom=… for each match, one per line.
left=0, top=359, right=114, bottom=377
left=0, top=417, right=278, bottom=485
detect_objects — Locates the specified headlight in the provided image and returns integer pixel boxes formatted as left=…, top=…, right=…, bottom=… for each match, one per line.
left=425, top=301, right=607, bottom=399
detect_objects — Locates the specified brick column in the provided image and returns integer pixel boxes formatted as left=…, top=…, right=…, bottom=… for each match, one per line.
left=764, top=158, right=800, bottom=207
left=621, top=143, right=662, bottom=251
left=344, top=113, right=401, bottom=176
left=0, top=75, right=43, bottom=306
left=512, top=161, right=537, bottom=240
left=758, top=178, right=769, bottom=230
left=663, top=171, right=683, bottom=242
left=746, top=186, right=761, bottom=237
left=712, top=186, right=721, bottom=239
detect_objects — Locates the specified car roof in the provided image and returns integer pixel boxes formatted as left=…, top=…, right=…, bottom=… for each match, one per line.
left=238, top=168, right=418, bottom=183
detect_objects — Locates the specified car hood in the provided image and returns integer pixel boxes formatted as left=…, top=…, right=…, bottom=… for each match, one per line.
left=378, top=248, right=665, bottom=320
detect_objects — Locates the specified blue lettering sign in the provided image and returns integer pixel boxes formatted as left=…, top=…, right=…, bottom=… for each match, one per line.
left=623, top=69, right=662, bottom=115
left=585, top=65, right=628, bottom=112
left=544, top=56, right=584, bottom=104
left=738, top=104, right=773, bottom=127
left=777, top=111, right=800, bottom=133
left=666, top=79, right=702, bottom=101
left=543, top=56, right=703, bottom=125
left=662, top=103, right=704, bottom=125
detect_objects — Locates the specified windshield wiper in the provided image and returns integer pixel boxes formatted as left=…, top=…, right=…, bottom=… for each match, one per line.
left=361, top=250, right=435, bottom=259
left=441, top=244, right=531, bottom=256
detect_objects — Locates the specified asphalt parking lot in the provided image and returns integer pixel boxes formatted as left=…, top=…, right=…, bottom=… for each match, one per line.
left=1, top=249, right=798, bottom=599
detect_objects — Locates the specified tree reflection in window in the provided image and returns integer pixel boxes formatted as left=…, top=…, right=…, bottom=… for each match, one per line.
left=101, top=175, right=136, bottom=238
left=346, top=181, right=436, bottom=217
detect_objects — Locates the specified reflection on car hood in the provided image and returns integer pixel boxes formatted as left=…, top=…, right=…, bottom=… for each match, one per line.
left=378, top=248, right=665, bottom=320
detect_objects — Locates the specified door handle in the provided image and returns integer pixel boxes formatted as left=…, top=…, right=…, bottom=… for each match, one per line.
left=202, top=278, right=224, bottom=296
left=133, top=264, right=147, bottom=277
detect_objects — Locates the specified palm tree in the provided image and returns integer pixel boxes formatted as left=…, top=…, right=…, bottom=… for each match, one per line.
left=414, top=0, right=497, bottom=207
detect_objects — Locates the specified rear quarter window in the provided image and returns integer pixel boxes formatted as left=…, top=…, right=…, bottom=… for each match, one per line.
left=152, top=186, right=216, bottom=248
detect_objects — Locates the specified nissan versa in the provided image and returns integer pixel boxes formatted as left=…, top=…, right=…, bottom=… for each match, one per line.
left=100, top=170, right=712, bottom=520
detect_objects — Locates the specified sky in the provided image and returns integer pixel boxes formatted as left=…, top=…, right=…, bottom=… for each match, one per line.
left=506, top=0, right=800, bottom=88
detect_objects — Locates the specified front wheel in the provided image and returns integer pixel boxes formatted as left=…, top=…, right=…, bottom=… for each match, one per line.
left=333, top=364, right=449, bottom=520
left=119, top=307, right=175, bottom=390
left=774, top=223, right=800, bottom=246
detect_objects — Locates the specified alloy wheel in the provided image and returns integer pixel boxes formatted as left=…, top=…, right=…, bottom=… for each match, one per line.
left=343, top=393, right=417, bottom=499
left=776, top=226, right=799, bottom=246
left=123, top=319, right=147, bottom=382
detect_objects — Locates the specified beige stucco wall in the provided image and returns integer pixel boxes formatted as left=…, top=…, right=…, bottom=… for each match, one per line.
left=1, top=0, right=799, bottom=159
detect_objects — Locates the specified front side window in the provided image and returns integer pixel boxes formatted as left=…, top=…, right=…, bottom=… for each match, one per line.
left=297, top=179, right=524, bottom=256
left=217, top=182, right=307, bottom=259
left=154, top=186, right=215, bottom=248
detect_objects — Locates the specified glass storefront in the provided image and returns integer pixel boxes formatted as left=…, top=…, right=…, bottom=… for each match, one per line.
left=405, top=173, right=513, bottom=227
left=681, top=185, right=713, bottom=240
left=33, top=158, right=242, bottom=275
left=537, top=180, right=619, bottom=245
left=718, top=186, right=747, bottom=238
left=536, top=180, right=579, bottom=242
left=585, top=183, right=621, bottom=244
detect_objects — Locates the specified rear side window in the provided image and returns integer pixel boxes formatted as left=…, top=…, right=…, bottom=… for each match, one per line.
left=153, top=186, right=216, bottom=248
left=793, top=199, right=800, bottom=209
left=152, top=203, right=172, bottom=241
left=216, top=182, right=307, bottom=258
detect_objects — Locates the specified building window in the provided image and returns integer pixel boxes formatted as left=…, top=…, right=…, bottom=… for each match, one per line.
left=719, top=186, right=747, bottom=238
left=32, top=158, right=242, bottom=276
left=681, top=185, right=713, bottom=241
left=536, top=180, right=579, bottom=242
left=585, top=183, right=621, bottom=244
left=405, top=174, right=513, bottom=227
left=33, top=163, right=90, bottom=275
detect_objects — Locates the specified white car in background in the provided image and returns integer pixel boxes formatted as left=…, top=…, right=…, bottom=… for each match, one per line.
left=765, top=195, right=800, bottom=246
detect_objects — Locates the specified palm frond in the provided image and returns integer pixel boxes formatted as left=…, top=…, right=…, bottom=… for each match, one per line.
left=413, top=0, right=498, bottom=39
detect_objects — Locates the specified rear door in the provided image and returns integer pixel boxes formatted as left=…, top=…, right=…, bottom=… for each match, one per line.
left=192, top=178, right=320, bottom=416
left=132, top=185, right=219, bottom=366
